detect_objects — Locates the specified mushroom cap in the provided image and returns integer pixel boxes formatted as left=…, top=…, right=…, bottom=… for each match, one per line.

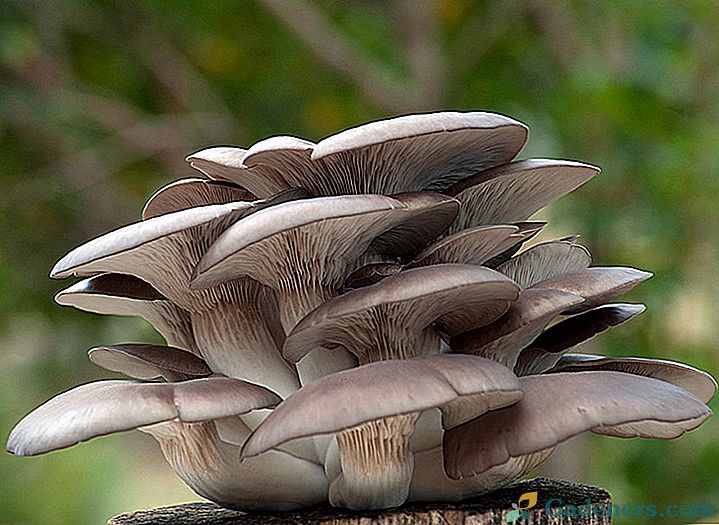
left=498, top=239, right=592, bottom=288
left=88, top=344, right=212, bottom=380
left=409, top=225, right=525, bottom=268
left=50, top=201, right=253, bottom=280
left=55, top=273, right=166, bottom=308
left=191, top=194, right=454, bottom=291
left=54, top=274, right=197, bottom=354
left=283, top=264, right=521, bottom=363
left=531, top=266, right=653, bottom=314
left=189, top=112, right=528, bottom=197
left=482, top=222, right=546, bottom=269
left=6, top=377, right=281, bottom=456
left=514, top=303, right=646, bottom=375
left=241, top=354, right=523, bottom=459
left=367, top=192, right=459, bottom=259
left=548, top=354, right=717, bottom=404
left=443, top=371, right=712, bottom=479
left=450, top=288, right=584, bottom=368
left=446, top=159, right=599, bottom=234
left=142, top=178, right=256, bottom=220
left=311, top=111, right=528, bottom=194
left=344, top=262, right=402, bottom=289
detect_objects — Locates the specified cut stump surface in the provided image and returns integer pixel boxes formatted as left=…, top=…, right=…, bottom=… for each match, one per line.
left=108, top=477, right=611, bottom=525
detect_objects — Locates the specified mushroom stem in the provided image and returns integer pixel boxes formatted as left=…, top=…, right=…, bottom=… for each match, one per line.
left=144, top=421, right=327, bottom=511
left=330, top=413, right=419, bottom=510
left=191, top=302, right=299, bottom=400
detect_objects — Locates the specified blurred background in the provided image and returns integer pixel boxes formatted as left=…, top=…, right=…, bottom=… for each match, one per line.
left=1, top=1, right=717, bottom=523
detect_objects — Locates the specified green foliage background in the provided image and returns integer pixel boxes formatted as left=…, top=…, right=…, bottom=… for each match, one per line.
left=1, top=1, right=717, bottom=523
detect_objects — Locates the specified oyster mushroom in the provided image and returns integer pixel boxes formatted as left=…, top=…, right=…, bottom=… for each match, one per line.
left=88, top=344, right=211, bottom=381
left=55, top=274, right=198, bottom=355
left=192, top=193, right=459, bottom=384
left=242, top=354, right=523, bottom=509
left=142, top=178, right=257, bottom=219
left=7, top=364, right=327, bottom=511
left=443, top=371, right=712, bottom=479
left=547, top=354, right=717, bottom=404
left=50, top=201, right=299, bottom=398
left=446, top=159, right=599, bottom=234
left=188, top=111, right=528, bottom=197
left=278, top=264, right=520, bottom=508
left=514, top=303, right=646, bottom=375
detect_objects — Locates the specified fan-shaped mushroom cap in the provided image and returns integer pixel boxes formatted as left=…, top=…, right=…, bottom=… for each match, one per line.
left=186, top=146, right=296, bottom=198
left=531, top=267, right=652, bottom=314
left=446, top=159, right=599, bottom=234
left=498, top=240, right=592, bottom=288
left=192, top=194, right=458, bottom=332
left=142, top=178, right=256, bottom=219
left=51, top=202, right=300, bottom=396
left=55, top=274, right=197, bottom=354
left=242, top=354, right=523, bottom=510
left=482, top=222, right=546, bottom=269
left=284, top=264, right=521, bottom=365
left=6, top=377, right=281, bottom=457
left=514, top=303, right=646, bottom=375
left=409, top=225, right=526, bottom=268
left=89, top=344, right=211, bottom=381
left=443, top=371, right=711, bottom=479
left=548, top=355, right=717, bottom=404
left=242, top=354, right=522, bottom=459
left=451, top=289, right=584, bottom=368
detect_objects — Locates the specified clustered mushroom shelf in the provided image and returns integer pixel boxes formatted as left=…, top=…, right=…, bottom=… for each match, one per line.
left=7, top=112, right=716, bottom=513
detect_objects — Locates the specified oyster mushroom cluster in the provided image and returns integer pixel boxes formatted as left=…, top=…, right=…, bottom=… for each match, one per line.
left=7, top=111, right=716, bottom=511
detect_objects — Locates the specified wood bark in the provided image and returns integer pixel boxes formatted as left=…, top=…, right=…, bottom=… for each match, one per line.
left=108, top=477, right=612, bottom=524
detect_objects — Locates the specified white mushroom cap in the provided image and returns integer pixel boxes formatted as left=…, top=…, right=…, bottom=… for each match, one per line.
left=409, top=225, right=527, bottom=268
left=531, top=266, right=653, bottom=314
left=446, top=159, right=599, bottom=234
left=7, top=377, right=281, bottom=457
left=443, top=371, right=712, bottom=479
left=242, top=354, right=522, bottom=459
left=192, top=194, right=458, bottom=332
left=242, top=354, right=523, bottom=509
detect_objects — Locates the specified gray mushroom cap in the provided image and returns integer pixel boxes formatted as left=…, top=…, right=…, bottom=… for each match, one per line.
left=408, top=225, right=528, bottom=268
left=191, top=194, right=459, bottom=333
left=443, top=371, right=711, bottom=479
left=55, top=274, right=197, bottom=354
left=241, top=354, right=523, bottom=459
left=531, top=266, right=653, bottom=314
left=142, top=178, right=256, bottom=220
left=446, top=159, right=599, bottom=234
left=498, top=239, right=592, bottom=288
left=88, top=344, right=212, bottom=381
left=514, top=303, right=646, bottom=375
left=283, top=264, right=521, bottom=364
left=7, top=377, right=282, bottom=457
left=450, top=288, right=585, bottom=368
left=188, top=112, right=528, bottom=197
left=547, top=354, right=717, bottom=404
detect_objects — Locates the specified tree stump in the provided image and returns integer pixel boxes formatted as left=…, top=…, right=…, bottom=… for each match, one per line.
left=108, top=478, right=612, bottom=524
